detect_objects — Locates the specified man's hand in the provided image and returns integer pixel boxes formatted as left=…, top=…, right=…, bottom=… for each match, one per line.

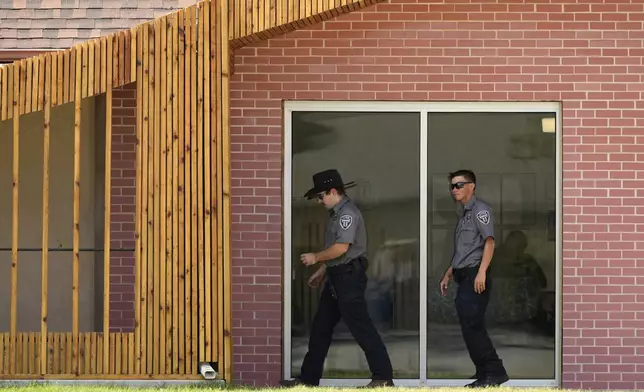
left=308, top=266, right=326, bottom=288
left=301, top=253, right=317, bottom=266
left=440, top=274, right=450, bottom=296
left=474, top=271, right=486, bottom=294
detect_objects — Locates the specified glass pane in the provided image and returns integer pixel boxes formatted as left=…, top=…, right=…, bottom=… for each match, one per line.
left=427, top=112, right=557, bottom=380
left=291, top=111, right=420, bottom=379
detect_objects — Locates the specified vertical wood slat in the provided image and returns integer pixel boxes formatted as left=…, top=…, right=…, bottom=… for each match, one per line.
left=88, top=40, right=95, bottom=97
left=141, top=21, right=151, bottom=376
left=33, top=332, right=39, bottom=374
left=37, top=55, right=45, bottom=111
left=25, top=57, right=32, bottom=114
left=7, top=64, right=13, bottom=120
left=0, top=334, right=4, bottom=374
left=197, top=0, right=206, bottom=365
left=19, top=334, right=25, bottom=374
left=159, top=14, right=168, bottom=375
left=203, top=0, right=213, bottom=363
left=100, top=38, right=107, bottom=94
left=57, top=52, right=63, bottom=106
left=53, top=334, right=59, bottom=374
left=94, top=38, right=100, bottom=95
left=51, top=53, right=58, bottom=107
left=128, top=333, right=134, bottom=374
left=114, top=334, right=121, bottom=374
left=81, top=334, right=87, bottom=374
left=0, top=66, right=4, bottom=121
left=77, top=334, right=84, bottom=374
left=153, top=16, right=162, bottom=376
left=103, top=30, right=114, bottom=376
left=177, top=8, right=186, bottom=376
left=69, top=47, right=76, bottom=104
left=10, top=60, right=22, bottom=375
left=62, top=51, right=69, bottom=103
left=19, top=60, right=26, bottom=115
left=72, top=44, right=82, bottom=376
left=135, top=23, right=143, bottom=376
left=2, top=334, right=7, bottom=374
left=221, top=0, right=233, bottom=382
left=96, top=333, right=102, bottom=374
left=113, top=34, right=119, bottom=89
left=146, top=20, right=155, bottom=376
left=90, top=333, right=96, bottom=374
left=211, top=0, right=220, bottom=363
left=41, top=53, right=52, bottom=375
left=190, top=4, right=198, bottom=374
left=124, top=29, right=131, bottom=85
left=109, top=333, right=115, bottom=374
left=47, top=333, right=54, bottom=374
left=184, top=7, right=193, bottom=375
left=131, top=27, right=138, bottom=83
left=0, top=66, right=6, bottom=120
left=120, top=30, right=126, bottom=87
left=65, top=333, right=71, bottom=375
left=164, top=13, right=174, bottom=375
left=82, top=42, right=88, bottom=99
left=171, top=12, right=180, bottom=374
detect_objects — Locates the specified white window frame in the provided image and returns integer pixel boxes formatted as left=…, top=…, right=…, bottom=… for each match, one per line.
left=282, top=101, right=562, bottom=388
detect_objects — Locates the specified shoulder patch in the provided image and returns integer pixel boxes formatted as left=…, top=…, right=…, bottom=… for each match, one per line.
left=339, top=214, right=353, bottom=230
left=476, top=210, right=490, bottom=225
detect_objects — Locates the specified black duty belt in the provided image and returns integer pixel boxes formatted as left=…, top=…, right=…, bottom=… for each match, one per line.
left=326, top=256, right=368, bottom=275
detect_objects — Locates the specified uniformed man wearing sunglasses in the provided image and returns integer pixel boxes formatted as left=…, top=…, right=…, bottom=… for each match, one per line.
left=440, top=169, right=509, bottom=388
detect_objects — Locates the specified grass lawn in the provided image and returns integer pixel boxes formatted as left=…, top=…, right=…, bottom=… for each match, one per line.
left=0, top=385, right=568, bottom=392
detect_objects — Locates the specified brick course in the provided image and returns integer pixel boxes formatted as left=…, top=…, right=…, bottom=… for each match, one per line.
left=109, top=82, right=137, bottom=332
left=230, top=0, right=644, bottom=388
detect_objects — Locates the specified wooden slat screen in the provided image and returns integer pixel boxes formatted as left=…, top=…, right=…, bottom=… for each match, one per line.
left=228, top=0, right=385, bottom=48
left=0, top=0, right=380, bottom=382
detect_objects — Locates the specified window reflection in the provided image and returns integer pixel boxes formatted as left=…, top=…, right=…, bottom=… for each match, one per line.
left=427, top=112, right=556, bottom=380
left=291, top=111, right=421, bottom=379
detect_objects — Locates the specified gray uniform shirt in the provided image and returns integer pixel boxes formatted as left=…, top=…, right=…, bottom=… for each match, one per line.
left=451, top=196, right=495, bottom=269
left=324, top=197, right=367, bottom=267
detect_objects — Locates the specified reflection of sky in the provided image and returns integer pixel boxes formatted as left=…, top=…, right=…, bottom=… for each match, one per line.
left=291, top=112, right=421, bottom=205
left=291, top=111, right=556, bottom=210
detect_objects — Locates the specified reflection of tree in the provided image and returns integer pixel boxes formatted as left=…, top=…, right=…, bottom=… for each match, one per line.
left=292, top=116, right=337, bottom=155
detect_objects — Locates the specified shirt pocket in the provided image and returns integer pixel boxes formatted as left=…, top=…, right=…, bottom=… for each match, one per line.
left=459, top=225, right=478, bottom=244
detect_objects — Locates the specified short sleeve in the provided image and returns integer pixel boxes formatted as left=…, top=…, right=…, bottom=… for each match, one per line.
left=474, top=205, right=495, bottom=240
left=335, top=210, right=359, bottom=244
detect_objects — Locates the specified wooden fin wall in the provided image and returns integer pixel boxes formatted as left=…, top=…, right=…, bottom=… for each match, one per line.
left=0, top=0, right=381, bottom=383
left=133, top=0, right=229, bottom=377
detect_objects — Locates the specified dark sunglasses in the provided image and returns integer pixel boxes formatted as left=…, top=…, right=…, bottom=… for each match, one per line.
left=450, top=181, right=473, bottom=190
left=316, top=192, right=326, bottom=200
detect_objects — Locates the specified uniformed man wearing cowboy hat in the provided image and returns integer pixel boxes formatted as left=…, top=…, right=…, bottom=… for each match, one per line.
left=280, top=169, right=394, bottom=388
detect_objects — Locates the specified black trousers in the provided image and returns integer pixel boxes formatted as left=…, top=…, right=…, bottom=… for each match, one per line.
left=298, top=258, right=394, bottom=385
left=453, top=266, right=507, bottom=378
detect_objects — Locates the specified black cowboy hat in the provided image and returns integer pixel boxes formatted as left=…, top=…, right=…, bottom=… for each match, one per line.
left=303, top=169, right=356, bottom=199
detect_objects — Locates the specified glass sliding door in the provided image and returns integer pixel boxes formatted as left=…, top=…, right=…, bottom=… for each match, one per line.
left=284, top=102, right=560, bottom=387
left=426, top=112, right=558, bottom=381
left=288, top=110, right=421, bottom=380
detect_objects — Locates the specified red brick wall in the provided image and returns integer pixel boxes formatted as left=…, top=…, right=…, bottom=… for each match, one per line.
left=230, top=0, right=644, bottom=389
left=109, top=83, right=137, bottom=332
